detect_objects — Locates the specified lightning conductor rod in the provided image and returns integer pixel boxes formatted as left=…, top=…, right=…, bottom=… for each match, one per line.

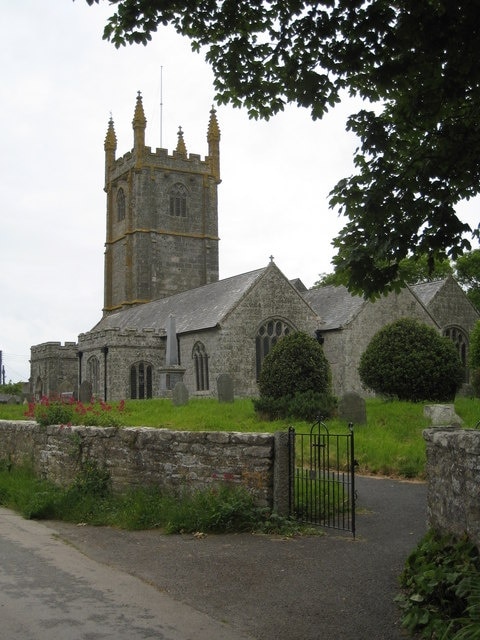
left=160, top=65, right=163, bottom=148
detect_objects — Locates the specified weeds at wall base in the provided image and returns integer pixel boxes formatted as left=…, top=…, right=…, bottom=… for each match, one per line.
left=0, top=462, right=303, bottom=536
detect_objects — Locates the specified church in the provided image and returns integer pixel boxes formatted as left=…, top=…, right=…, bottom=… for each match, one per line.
left=30, top=93, right=479, bottom=402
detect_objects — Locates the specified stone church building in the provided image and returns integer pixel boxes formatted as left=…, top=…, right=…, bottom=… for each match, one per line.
left=30, top=93, right=479, bottom=401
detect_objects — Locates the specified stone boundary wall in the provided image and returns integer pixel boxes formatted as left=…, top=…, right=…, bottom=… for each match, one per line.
left=424, top=428, right=480, bottom=547
left=0, top=421, right=291, bottom=514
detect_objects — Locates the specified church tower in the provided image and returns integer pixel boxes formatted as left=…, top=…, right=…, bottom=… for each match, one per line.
left=103, top=92, right=221, bottom=315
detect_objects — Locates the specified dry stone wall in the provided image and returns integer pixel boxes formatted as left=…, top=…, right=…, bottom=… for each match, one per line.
left=424, top=427, right=480, bottom=548
left=0, top=421, right=290, bottom=511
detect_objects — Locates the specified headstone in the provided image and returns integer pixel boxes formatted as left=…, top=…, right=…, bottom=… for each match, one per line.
left=172, top=381, right=189, bottom=406
left=217, top=373, right=234, bottom=403
left=79, top=380, right=93, bottom=403
left=338, top=392, right=367, bottom=425
left=424, top=404, right=463, bottom=427
left=456, top=383, right=475, bottom=399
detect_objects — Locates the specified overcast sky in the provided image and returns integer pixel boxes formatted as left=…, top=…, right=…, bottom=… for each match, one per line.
left=1, top=1, right=479, bottom=382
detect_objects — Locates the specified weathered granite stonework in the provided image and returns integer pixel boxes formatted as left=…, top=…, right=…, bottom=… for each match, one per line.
left=424, top=428, right=480, bottom=548
left=0, top=420, right=290, bottom=513
left=29, top=92, right=479, bottom=403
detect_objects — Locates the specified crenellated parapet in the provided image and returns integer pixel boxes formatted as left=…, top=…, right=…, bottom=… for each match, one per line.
left=30, top=341, right=78, bottom=358
left=103, top=92, right=221, bottom=312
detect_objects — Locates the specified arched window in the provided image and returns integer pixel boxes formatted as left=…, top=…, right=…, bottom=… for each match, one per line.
left=255, top=319, right=294, bottom=379
left=87, top=356, right=100, bottom=397
left=169, top=183, right=187, bottom=217
left=117, top=188, right=126, bottom=221
left=130, top=362, right=153, bottom=399
left=193, top=342, right=209, bottom=391
left=443, top=326, right=469, bottom=381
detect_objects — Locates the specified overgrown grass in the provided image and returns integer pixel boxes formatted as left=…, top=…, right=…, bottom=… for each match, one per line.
left=1, top=396, right=480, bottom=479
left=0, top=462, right=301, bottom=535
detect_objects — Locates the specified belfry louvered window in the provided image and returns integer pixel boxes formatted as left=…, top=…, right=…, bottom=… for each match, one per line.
left=169, top=183, right=187, bottom=217
left=117, top=187, right=126, bottom=221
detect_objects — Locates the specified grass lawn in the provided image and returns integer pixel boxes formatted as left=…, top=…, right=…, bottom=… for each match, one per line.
left=2, top=396, right=480, bottom=479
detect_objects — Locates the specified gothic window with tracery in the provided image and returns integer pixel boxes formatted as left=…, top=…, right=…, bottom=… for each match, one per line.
left=87, top=356, right=100, bottom=398
left=193, top=342, right=209, bottom=391
left=443, top=326, right=468, bottom=381
left=169, top=183, right=187, bottom=217
left=117, top=188, right=126, bottom=221
left=255, top=319, right=294, bottom=379
left=130, top=361, right=153, bottom=399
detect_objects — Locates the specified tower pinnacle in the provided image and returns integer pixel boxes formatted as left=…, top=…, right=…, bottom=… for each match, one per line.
left=175, top=126, right=187, bottom=157
left=207, top=106, right=221, bottom=182
left=104, top=116, right=117, bottom=185
left=132, top=91, right=146, bottom=154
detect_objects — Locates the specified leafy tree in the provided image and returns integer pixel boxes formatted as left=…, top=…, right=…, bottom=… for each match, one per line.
left=254, top=331, right=336, bottom=420
left=359, top=318, right=464, bottom=402
left=455, top=249, right=480, bottom=312
left=84, top=0, right=480, bottom=298
left=313, top=271, right=348, bottom=288
left=314, top=255, right=452, bottom=288
left=0, top=382, right=23, bottom=396
left=469, top=320, right=480, bottom=370
left=469, top=320, right=480, bottom=395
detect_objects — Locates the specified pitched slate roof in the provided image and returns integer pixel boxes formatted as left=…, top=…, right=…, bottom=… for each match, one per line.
left=91, top=267, right=267, bottom=334
left=303, top=286, right=365, bottom=330
left=410, top=279, right=447, bottom=306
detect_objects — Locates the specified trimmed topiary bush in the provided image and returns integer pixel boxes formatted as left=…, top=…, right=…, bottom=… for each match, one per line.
left=254, top=331, right=336, bottom=420
left=359, top=318, right=464, bottom=402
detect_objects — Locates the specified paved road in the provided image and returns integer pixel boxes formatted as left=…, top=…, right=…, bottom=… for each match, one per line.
left=0, top=509, right=253, bottom=640
left=0, top=476, right=427, bottom=640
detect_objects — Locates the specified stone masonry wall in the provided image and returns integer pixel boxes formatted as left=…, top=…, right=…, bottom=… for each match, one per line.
left=0, top=421, right=290, bottom=512
left=424, top=428, right=480, bottom=548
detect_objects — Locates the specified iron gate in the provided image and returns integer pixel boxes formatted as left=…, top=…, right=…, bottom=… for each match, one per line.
left=288, top=419, right=356, bottom=536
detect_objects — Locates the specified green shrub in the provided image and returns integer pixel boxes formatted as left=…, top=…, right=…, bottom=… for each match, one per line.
left=397, top=530, right=480, bottom=639
left=359, top=318, right=464, bottom=402
left=255, top=332, right=336, bottom=420
left=287, top=390, right=337, bottom=422
left=469, top=321, right=480, bottom=370
left=259, top=331, right=330, bottom=398
left=469, top=321, right=480, bottom=397
left=254, top=390, right=337, bottom=422
left=26, top=398, right=125, bottom=427
left=33, top=399, right=74, bottom=427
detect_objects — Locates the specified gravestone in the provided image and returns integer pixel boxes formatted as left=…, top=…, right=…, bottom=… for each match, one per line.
left=338, top=392, right=367, bottom=425
left=79, top=380, right=93, bottom=403
left=172, top=381, right=189, bottom=406
left=424, top=404, right=463, bottom=427
left=217, top=373, right=234, bottom=403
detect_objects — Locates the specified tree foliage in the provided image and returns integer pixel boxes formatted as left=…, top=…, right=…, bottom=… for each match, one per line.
left=83, top=0, right=480, bottom=297
left=359, top=318, right=464, bottom=402
left=254, top=331, right=335, bottom=420
left=469, top=320, right=480, bottom=395
left=258, top=332, right=330, bottom=398
left=455, top=249, right=480, bottom=312
left=314, top=255, right=453, bottom=288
